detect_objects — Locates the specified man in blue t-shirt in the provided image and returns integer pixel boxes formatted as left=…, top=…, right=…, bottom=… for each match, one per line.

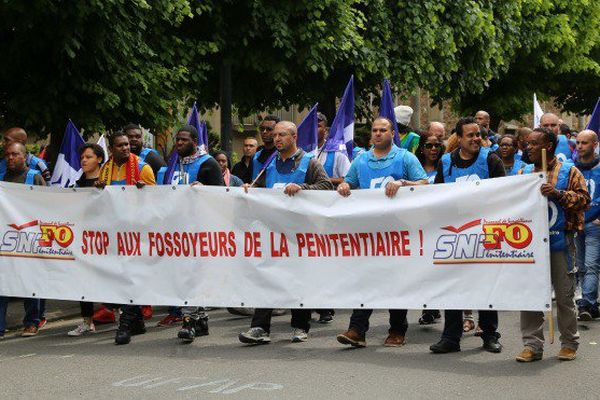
left=336, top=117, right=427, bottom=348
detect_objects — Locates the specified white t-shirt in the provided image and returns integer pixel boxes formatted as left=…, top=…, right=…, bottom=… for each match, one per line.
left=315, top=146, right=351, bottom=178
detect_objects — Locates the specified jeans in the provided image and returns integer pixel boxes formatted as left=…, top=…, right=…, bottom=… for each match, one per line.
left=251, top=308, right=311, bottom=333
left=0, top=296, right=41, bottom=335
left=576, top=221, right=600, bottom=309
left=348, top=309, right=408, bottom=336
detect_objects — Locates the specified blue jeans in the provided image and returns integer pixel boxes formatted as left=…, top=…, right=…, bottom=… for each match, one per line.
left=576, top=221, right=600, bottom=309
left=0, top=296, right=41, bottom=335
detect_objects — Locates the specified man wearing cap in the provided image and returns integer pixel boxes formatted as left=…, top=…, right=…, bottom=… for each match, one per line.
left=336, top=116, right=428, bottom=348
left=393, top=106, right=420, bottom=153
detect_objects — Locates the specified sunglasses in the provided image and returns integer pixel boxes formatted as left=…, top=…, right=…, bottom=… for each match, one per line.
left=424, top=143, right=442, bottom=149
left=259, top=126, right=274, bottom=132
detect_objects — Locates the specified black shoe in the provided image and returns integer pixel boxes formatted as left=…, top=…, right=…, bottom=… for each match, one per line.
left=317, top=312, right=334, bottom=324
left=482, top=336, right=503, bottom=353
left=177, top=317, right=196, bottom=343
left=591, top=307, right=600, bottom=319
left=115, top=327, right=131, bottom=345
left=195, top=315, right=209, bottom=337
left=130, top=319, right=146, bottom=336
left=419, top=312, right=435, bottom=325
left=432, top=310, right=442, bottom=320
left=430, top=340, right=460, bottom=353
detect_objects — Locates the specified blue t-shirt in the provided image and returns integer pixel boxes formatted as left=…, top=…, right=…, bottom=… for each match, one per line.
left=345, top=145, right=427, bottom=189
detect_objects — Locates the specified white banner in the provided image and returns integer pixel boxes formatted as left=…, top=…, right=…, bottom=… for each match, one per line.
left=0, top=174, right=551, bottom=311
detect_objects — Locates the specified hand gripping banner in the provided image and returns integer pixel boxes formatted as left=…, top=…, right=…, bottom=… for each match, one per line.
left=0, top=174, right=551, bottom=311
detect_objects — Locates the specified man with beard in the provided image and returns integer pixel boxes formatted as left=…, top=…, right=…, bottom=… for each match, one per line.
left=124, top=123, right=166, bottom=178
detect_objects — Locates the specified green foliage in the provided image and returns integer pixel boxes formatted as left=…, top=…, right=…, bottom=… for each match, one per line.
left=456, top=0, right=600, bottom=122
left=0, top=0, right=214, bottom=135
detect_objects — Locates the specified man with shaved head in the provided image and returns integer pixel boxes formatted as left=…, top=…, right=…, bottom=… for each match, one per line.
left=1, top=127, right=50, bottom=182
left=574, top=130, right=600, bottom=321
left=475, top=110, right=497, bottom=145
left=336, top=116, right=428, bottom=349
left=427, top=121, right=446, bottom=143
left=540, top=113, right=574, bottom=162
left=239, top=120, right=332, bottom=345
left=0, top=142, right=46, bottom=339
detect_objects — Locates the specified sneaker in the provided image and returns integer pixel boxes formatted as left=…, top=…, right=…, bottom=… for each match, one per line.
left=557, top=347, right=577, bottom=361
left=115, top=319, right=145, bottom=345
left=157, top=314, right=183, bottom=327
left=21, top=325, right=39, bottom=337
left=93, top=307, right=116, bottom=324
left=317, top=312, right=334, bottom=324
left=68, top=323, right=96, bottom=337
left=177, top=317, right=196, bottom=343
left=291, top=329, right=308, bottom=343
left=591, top=307, right=600, bottom=319
left=516, top=347, right=543, bottom=362
left=141, top=306, right=153, bottom=320
left=579, top=309, right=593, bottom=321
left=430, top=339, right=460, bottom=353
left=38, top=318, right=48, bottom=330
left=336, top=329, right=366, bottom=348
left=239, top=327, right=271, bottom=344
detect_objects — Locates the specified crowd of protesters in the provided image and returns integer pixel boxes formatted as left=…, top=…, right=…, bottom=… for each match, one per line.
left=0, top=104, right=597, bottom=364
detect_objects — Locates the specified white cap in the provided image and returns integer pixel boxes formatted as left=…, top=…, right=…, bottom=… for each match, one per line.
left=394, top=105, right=413, bottom=126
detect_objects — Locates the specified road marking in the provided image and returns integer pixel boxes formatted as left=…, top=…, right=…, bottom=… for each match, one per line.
left=112, top=374, right=283, bottom=395
left=0, top=353, right=37, bottom=362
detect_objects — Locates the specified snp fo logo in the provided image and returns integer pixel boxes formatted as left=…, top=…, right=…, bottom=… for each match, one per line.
left=0, top=220, right=75, bottom=261
left=433, top=218, right=535, bottom=265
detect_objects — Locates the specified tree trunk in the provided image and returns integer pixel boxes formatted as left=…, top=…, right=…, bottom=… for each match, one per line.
left=219, top=60, right=232, bottom=153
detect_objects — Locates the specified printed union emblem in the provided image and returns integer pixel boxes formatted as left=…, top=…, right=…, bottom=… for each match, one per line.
left=433, top=218, right=535, bottom=265
left=0, top=219, right=75, bottom=261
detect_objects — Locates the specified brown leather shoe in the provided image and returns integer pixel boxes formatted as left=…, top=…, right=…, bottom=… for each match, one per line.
left=336, top=329, right=366, bottom=348
left=384, top=332, right=406, bottom=347
left=515, top=347, right=543, bottom=362
left=557, top=347, right=577, bottom=361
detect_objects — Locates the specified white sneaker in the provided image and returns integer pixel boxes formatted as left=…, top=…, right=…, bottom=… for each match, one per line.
left=68, top=323, right=96, bottom=337
left=239, top=327, right=271, bottom=344
left=291, top=328, right=308, bottom=343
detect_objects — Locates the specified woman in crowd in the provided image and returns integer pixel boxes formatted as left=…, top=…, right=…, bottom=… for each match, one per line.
left=416, top=130, right=443, bottom=184
left=415, top=131, right=442, bottom=324
left=68, top=143, right=105, bottom=336
left=213, top=151, right=243, bottom=187
left=498, top=134, right=526, bottom=176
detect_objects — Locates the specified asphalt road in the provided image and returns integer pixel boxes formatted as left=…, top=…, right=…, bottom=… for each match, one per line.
left=1, top=308, right=600, bottom=400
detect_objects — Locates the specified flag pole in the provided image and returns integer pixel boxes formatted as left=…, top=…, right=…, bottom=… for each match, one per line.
left=541, top=148, right=555, bottom=344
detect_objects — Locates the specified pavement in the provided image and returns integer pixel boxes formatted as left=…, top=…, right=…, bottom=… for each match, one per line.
left=2, top=306, right=600, bottom=399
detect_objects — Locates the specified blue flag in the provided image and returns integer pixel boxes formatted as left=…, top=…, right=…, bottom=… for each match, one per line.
left=324, top=76, right=355, bottom=159
left=379, top=79, right=401, bottom=146
left=586, top=97, right=600, bottom=135
left=187, top=102, right=209, bottom=152
left=50, top=120, right=85, bottom=187
left=297, top=103, right=319, bottom=153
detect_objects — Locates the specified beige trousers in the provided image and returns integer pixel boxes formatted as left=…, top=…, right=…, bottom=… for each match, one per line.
left=520, top=233, right=579, bottom=352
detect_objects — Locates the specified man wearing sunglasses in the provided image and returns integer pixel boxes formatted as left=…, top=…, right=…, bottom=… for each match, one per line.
left=251, top=115, right=280, bottom=180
